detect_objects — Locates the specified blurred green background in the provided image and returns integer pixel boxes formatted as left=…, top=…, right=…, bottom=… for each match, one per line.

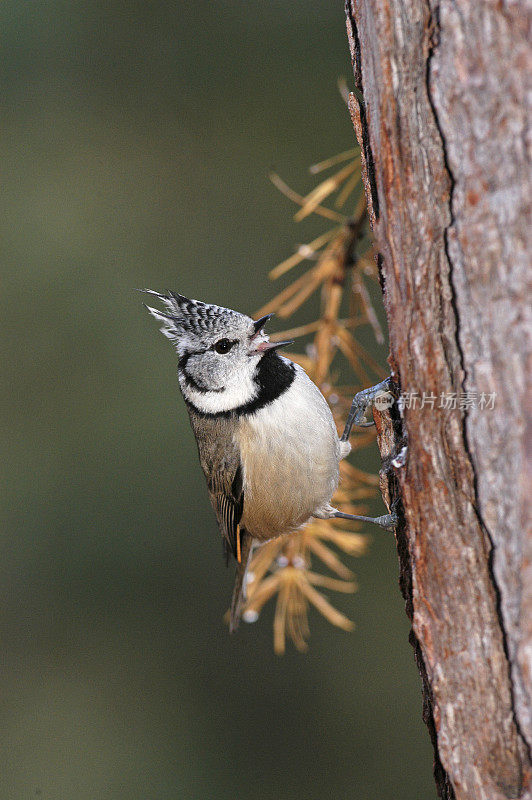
left=2, top=1, right=434, bottom=798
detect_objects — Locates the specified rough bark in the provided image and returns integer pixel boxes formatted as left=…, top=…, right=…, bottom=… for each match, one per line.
left=345, top=1, right=531, bottom=798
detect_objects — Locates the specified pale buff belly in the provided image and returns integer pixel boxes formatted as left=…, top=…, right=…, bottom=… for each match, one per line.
left=237, top=377, right=340, bottom=540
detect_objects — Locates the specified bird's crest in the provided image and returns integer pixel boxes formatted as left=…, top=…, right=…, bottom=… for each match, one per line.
left=140, top=289, right=244, bottom=345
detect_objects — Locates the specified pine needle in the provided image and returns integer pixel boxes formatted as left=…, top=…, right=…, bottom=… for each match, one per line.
left=294, top=161, right=358, bottom=222
left=269, top=227, right=341, bottom=280
left=309, top=148, right=358, bottom=174
left=269, top=172, right=346, bottom=223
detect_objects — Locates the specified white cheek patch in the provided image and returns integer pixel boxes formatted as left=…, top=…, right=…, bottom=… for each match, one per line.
left=180, top=360, right=260, bottom=414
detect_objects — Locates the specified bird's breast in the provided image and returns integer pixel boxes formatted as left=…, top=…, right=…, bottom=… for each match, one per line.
left=236, top=370, right=340, bottom=540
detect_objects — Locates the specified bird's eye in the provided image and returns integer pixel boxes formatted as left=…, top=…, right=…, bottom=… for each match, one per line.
left=214, top=338, right=235, bottom=354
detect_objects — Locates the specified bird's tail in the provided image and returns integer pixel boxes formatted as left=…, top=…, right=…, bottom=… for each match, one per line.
left=229, top=531, right=253, bottom=633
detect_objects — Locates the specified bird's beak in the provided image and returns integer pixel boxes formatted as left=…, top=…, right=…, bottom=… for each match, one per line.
left=253, top=339, right=294, bottom=354
left=249, top=312, right=293, bottom=354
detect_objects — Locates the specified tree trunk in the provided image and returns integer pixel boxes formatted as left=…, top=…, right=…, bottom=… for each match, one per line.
left=344, top=1, right=531, bottom=798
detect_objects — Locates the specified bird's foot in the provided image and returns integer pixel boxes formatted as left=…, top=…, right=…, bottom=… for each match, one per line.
left=340, top=377, right=396, bottom=440
left=333, top=510, right=397, bottom=532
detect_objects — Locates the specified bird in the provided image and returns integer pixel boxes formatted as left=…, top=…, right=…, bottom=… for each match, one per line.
left=141, top=290, right=394, bottom=632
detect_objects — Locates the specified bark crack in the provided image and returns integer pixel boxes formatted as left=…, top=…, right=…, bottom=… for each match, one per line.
left=345, top=1, right=380, bottom=219
left=424, top=1, right=531, bottom=773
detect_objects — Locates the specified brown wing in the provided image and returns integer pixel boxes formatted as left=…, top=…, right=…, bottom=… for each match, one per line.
left=208, top=463, right=244, bottom=562
left=210, top=468, right=253, bottom=632
left=186, top=410, right=245, bottom=562
left=187, top=408, right=252, bottom=631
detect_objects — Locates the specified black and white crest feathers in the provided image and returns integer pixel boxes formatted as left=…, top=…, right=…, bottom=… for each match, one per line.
left=141, top=289, right=245, bottom=346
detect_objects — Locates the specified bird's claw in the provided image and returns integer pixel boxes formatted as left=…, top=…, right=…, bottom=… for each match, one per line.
left=341, top=377, right=396, bottom=440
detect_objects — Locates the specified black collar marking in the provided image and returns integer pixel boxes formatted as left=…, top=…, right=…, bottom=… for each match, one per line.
left=184, top=351, right=296, bottom=419
left=180, top=364, right=225, bottom=394
left=178, top=347, right=208, bottom=370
